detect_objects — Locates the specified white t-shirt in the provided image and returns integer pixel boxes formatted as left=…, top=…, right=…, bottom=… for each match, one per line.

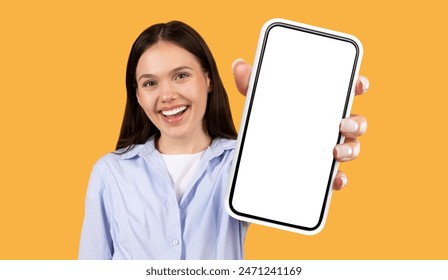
left=161, top=151, right=205, bottom=203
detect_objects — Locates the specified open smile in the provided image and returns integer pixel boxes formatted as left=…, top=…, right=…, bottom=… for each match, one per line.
left=161, top=105, right=188, bottom=117
left=159, top=105, right=189, bottom=124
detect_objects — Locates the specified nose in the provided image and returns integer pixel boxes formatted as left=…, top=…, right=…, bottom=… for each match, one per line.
left=159, top=81, right=177, bottom=103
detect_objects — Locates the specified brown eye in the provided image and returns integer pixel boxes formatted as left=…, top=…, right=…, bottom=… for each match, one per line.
left=175, top=72, right=190, bottom=80
left=143, top=80, right=157, bottom=87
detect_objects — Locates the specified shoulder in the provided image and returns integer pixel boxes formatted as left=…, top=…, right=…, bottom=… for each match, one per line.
left=211, top=137, right=236, bottom=153
left=208, top=137, right=237, bottom=161
left=92, top=140, right=154, bottom=173
left=206, top=138, right=237, bottom=168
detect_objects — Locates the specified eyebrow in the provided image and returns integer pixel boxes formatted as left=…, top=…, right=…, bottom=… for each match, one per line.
left=137, top=66, right=194, bottom=81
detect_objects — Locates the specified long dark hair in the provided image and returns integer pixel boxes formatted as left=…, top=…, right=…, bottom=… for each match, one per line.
left=116, top=21, right=237, bottom=152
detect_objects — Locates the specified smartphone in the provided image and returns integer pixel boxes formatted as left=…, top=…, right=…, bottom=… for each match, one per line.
left=227, top=18, right=363, bottom=235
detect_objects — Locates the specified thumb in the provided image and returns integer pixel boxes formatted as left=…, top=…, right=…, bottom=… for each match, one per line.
left=232, top=58, right=252, bottom=96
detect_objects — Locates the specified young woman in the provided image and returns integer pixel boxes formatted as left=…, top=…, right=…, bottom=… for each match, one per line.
left=78, top=21, right=369, bottom=260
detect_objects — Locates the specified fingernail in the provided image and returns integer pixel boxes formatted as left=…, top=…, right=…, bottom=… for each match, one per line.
left=340, top=174, right=348, bottom=187
left=334, top=174, right=348, bottom=190
left=340, top=118, right=358, bottom=133
left=232, top=58, right=245, bottom=74
left=335, top=145, right=353, bottom=159
left=359, top=76, right=370, bottom=92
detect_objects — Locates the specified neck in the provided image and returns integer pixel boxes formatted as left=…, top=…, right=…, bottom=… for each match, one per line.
left=156, top=133, right=212, bottom=154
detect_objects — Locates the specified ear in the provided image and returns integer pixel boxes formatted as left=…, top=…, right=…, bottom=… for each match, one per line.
left=206, top=73, right=213, bottom=93
left=135, top=88, right=141, bottom=104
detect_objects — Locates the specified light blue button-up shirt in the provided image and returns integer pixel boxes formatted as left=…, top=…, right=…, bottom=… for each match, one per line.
left=78, top=137, right=248, bottom=260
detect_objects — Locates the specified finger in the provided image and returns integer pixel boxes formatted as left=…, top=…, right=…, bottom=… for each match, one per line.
left=232, top=58, right=252, bottom=96
left=333, top=170, right=348, bottom=190
left=340, top=114, right=367, bottom=138
left=355, top=76, right=370, bottom=96
left=333, top=138, right=360, bottom=162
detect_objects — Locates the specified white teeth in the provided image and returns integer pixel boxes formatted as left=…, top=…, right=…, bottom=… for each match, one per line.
left=161, top=106, right=187, bottom=116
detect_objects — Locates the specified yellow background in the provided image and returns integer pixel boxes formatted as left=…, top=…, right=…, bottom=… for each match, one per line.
left=1, top=0, right=447, bottom=259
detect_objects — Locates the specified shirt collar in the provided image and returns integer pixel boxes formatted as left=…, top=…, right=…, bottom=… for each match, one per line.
left=120, top=136, right=235, bottom=160
left=119, top=137, right=156, bottom=160
left=207, top=137, right=236, bottom=159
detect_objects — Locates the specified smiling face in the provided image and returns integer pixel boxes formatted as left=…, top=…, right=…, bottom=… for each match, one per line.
left=135, top=41, right=211, bottom=153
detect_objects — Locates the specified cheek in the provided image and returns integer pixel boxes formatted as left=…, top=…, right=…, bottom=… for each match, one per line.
left=137, top=93, right=157, bottom=115
left=189, top=82, right=209, bottom=105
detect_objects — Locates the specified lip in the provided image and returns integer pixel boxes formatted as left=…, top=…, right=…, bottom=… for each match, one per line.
left=158, top=105, right=189, bottom=124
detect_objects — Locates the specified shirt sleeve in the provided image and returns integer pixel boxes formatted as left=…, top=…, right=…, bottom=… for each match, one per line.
left=78, top=161, right=113, bottom=259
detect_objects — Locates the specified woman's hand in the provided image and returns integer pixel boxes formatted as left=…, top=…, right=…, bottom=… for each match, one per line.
left=232, top=58, right=370, bottom=190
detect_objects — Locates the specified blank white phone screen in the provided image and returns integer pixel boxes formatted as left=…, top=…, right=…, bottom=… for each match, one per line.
left=229, top=21, right=360, bottom=233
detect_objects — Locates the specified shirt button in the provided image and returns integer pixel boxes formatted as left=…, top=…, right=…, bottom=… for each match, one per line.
left=172, top=239, right=179, bottom=246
